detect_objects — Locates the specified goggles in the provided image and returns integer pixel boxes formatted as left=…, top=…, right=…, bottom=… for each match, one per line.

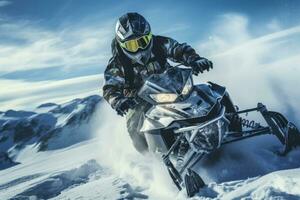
left=119, top=33, right=152, bottom=53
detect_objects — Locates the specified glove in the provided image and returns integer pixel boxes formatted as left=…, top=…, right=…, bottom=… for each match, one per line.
left=191, top=58, right=213, bottom=75
left=114, top=97, right=137, bottom=116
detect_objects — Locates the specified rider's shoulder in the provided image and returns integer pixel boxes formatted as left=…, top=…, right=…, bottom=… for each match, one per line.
left=154, top=35, right=173, bottom=41
left=153, top=35, right=177, bottom=46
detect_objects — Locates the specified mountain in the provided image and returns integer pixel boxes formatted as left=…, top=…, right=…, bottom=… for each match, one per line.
left=0, top=95, right=101, bottom=169
left=0, top=152, right=19, bottom=170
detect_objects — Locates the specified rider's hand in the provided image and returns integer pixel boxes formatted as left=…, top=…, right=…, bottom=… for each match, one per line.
left=115, top=97, right=137, bottom=116
left=191, top=58, right=213, bottom=75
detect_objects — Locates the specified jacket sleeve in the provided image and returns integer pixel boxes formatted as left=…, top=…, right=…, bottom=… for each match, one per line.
left=159, top=36, right=201, bottom=66
left=102, top=55, right=125, bottom=109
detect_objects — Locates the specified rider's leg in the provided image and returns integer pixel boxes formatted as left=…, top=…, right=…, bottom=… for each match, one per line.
left=126, top=103, right=149, bottom=154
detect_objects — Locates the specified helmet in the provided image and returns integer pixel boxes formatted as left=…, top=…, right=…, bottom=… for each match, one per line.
left=115, top=12, right=153, bottom=65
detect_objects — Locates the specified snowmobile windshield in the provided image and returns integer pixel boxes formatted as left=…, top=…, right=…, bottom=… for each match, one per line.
left=138, top=66, right=193, bottom=104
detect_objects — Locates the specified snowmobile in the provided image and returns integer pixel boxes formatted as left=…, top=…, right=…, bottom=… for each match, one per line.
left=137, top=65, right=300, bottom=197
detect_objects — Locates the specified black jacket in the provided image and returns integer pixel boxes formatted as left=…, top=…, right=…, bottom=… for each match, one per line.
left=103, top=35, right=201, bottom=109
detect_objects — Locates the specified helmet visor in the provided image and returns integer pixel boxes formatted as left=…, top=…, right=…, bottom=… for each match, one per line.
left=119, top=33, right=152, bottom=53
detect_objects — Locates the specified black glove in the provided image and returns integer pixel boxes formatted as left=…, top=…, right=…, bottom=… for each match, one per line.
left=191, top=58, right=213, bottom=75
left=114, top=97, right=137, bottom=116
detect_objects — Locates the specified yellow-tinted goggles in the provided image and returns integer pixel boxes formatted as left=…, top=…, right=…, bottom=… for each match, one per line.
left=119, top=33, right=152, bottom=53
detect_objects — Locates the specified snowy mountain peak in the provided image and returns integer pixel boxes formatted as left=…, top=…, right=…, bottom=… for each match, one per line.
left=0, top=95, right=102, bottom=168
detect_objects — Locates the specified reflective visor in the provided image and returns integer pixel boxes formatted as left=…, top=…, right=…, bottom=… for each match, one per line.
left=119, top=33, right=152, bottom=53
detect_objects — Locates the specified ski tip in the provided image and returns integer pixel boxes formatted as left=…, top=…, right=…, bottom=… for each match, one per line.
left=185, top=168, right=205, bottom=197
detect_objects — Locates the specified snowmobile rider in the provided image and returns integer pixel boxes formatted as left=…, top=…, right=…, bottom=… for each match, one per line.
left=103, top=12, right=213, bottom=153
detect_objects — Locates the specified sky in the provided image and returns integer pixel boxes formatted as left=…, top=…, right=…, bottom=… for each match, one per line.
left=0, top=0, right=300, bottom=80
left=0, top=0, right=300, bottom=122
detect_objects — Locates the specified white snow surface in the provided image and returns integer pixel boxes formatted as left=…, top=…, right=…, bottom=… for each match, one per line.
left=0, top=98, right=299, bottom=200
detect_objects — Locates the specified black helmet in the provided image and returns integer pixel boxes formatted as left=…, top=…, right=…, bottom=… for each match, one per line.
left=115, top=12, right=153, bottom=65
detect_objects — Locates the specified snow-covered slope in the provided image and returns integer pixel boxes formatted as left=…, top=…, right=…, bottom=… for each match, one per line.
left=219, top=168, right=300, bottom=200
left=0, top=95, right=299, bottom=200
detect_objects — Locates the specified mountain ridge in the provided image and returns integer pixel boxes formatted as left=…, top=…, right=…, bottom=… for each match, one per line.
left=0, top=95, right=102, bottom=169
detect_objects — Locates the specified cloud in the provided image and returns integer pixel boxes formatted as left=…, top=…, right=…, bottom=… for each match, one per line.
left=0, top=19, right=114, bottom=74
left=195, top=13, right=300, bottom=124
left=197, top=14, right=250, bottom=56
left=0, top=0, right=11, bottom=7
left=0, top=74, right=103, bottom=110
left=267, top=19, right=281, bottom=32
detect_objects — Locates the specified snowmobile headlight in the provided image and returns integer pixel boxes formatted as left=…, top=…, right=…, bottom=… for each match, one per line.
left=181, top=78, right=193, bottom=96
left=150, top=93, right=178, bottom=103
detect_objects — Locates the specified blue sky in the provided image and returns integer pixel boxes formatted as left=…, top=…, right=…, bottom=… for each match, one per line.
left=0, top=0, right=300, bottom=81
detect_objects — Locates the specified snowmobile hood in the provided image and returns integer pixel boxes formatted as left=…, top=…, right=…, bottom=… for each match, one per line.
left=140, top=83, right=226, bottom=132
